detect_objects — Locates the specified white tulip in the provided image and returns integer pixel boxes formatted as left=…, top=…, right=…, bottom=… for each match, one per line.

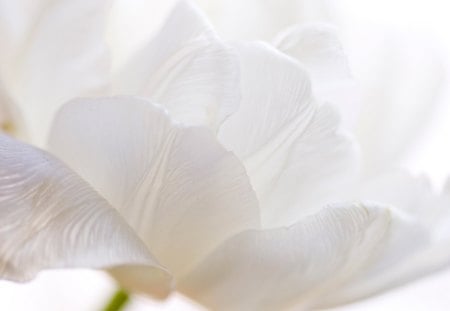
left=1, top=1, right=449, bottom=310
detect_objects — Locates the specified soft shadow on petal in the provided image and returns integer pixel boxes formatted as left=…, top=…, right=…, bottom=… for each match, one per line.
left=48, top=96, right=260, bottom=278
left=113, top=0, right=240, bottom=130
left=6, top=0, right=112, bottom=145
left=0, top=133, right=172, bottom=298
left=179, top=203, right=405, bottom=310
left=219, top=42, right=359, bottom=227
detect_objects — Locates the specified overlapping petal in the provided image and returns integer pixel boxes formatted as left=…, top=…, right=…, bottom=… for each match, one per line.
left=48, top=96, right=260, bottom=277
left=219, top=42, right=358, bottom=227
left=315, top=171, right=450, bottom=307
left=113, top=0, right=239, bottom=130
left=274, top=24, right=446, bottom=173
left=0, top=133, right=172, bottom=298
left=273, top=23, right=359, bottom=129
left=179, top=203, right=417, bottom=310
left=1, top=1, right=447, bottom=309
left=1, top=0, right=112, bottom=145
left=274, top=23, right=351, bottom=90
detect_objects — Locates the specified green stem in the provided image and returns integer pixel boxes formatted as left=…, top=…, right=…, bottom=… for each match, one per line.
left=102, top=289, right=130, bottom=311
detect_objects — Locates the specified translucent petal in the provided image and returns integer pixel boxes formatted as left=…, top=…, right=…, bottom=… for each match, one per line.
left=315, top=171, right=450, bottom=307
left=113, top=1, right=239, bottom=130
left=0, top=133, right=172, bottom=298
left=48, top=96, right=260, bottom=277
left=219, top=42, right=358, bottom=226
left=274, top=23, right=351, bottom=89
left=273, top=23, right=359, bottom=129
left=179, top=203, right=401, bottom=310
left=5, top=0, right=112, bottom=145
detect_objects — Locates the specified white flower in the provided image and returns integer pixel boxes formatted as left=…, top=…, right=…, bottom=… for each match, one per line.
left=190, top=0, right=446, bottom=175
left=1, top=1, right=450, bottom=310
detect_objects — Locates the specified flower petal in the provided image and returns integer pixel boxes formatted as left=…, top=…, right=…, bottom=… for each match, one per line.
left=113, top=0, right=239, bottom=130
left=0, top=0, right=46, bottom=79
left=315, top=171, right=450, bottom=307
left=48, top=96, right=260, bottom=277
left=219, top=42, right=314, bottom=158
left=273, top=23, right=359, bottom=129
left=274, top=23, right=351, bottom=89
left=179, top=203, right=412, bottom=310
left=218, top=42, right=358, bottom=227
left=107, top=0, right=177, bottom=72
left=0, top=133, right=172, bottom=298
left=6, top=0, right=112, bottom=145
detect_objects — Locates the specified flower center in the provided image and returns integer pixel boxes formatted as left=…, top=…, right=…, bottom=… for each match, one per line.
left=1, top=120, right=15, bottom=134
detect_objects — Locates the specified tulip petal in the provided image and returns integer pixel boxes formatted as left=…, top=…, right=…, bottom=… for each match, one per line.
left=273, top=24, right=359, bottom=129
left=274, top=23, right=351, bottom=90
left=113, top=1, right=239, bottom=130
left=48, top=96, right=260, bottom=277
left=107, top=0, right=177, bottom=72
left=0, top=0, right=46, bottom=79
left=179, top=203, right=419, bottom=310
left=219, top=42, right=314, bottom=158
left=218, top=42, right=358, bottom=227
left=0, top=133, right=172, bottom=298
left=5, top=0, right=112, bottom=145
left=315, top=171, right=450, bottom=307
